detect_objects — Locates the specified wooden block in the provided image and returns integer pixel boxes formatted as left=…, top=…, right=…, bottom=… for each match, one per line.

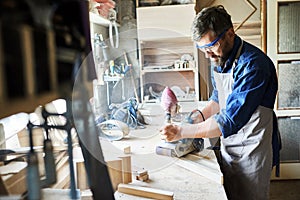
left=123, top=146, right=131, bottom=154
left=136, top=173, right=149, bottom=182
left=107, top=159, right=123, bottom=191
left=135, top=170, right=147, bottom=177
left=134, top=170, right=149, bottom=182
left=118, top=183, right=174, bottom=200
left=119, top=156, right=132, bottom=184
left=81, top=189, right=93, bottom=200
left=0, top=161, right=27, bottom=195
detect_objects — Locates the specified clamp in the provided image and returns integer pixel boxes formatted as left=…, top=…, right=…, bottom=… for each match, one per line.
left=108, top=9, right=119, bottom=48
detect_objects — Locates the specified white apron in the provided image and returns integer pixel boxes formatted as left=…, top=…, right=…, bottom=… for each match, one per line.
left=213, top=41, right=273, bottom=200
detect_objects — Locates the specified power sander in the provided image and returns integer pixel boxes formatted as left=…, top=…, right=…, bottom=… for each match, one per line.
left=156, top=87, right=204, bottom=157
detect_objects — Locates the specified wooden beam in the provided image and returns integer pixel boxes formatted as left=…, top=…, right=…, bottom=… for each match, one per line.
left=118, top=183, right=174, bottom=200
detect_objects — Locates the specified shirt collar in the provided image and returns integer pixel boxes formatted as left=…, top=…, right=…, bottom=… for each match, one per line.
left=222, top=35, right=242, bottom=72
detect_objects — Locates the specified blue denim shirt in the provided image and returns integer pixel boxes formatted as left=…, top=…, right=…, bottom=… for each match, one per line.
left=211, top=36, right=278, bottom=138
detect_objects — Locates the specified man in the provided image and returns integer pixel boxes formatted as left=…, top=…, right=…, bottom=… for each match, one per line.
left=160, top=5, right=280, bottom=200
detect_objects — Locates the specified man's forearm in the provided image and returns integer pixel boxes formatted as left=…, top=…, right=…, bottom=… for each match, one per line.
left=193, top=100, right=220, bottom=123
left=181, top=117, right=222, bottom=139
left=202, top=100, right=220, bottom=119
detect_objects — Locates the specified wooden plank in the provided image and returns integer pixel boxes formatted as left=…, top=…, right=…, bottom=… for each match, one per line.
left=118, top=183, right=174, bottom=200
left=119, top=156, right=132, bottom=184
left=107, top=159, right=123, bottom=191
left=175, top=151, right=223, bottom=185
left=76, top=161, right=88, bottom=190
left=0, top=161, right=27, bottom=195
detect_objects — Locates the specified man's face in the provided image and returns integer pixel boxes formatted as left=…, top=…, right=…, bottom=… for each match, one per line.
left=196, top=29, right=234, bottom=66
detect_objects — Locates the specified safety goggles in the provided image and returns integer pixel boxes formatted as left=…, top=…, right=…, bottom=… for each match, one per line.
left=196, top=29, right=227, bottom=52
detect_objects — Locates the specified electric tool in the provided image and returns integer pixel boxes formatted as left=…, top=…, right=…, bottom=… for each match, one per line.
left=155, top=87, right=204, bottom=157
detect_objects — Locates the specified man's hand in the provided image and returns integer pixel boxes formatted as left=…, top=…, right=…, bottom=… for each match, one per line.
left=160, top=124, right=182, bottom=142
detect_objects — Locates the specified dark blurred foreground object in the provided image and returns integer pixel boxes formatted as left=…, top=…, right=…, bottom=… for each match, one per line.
left=0, top=0, right=115, bottom=199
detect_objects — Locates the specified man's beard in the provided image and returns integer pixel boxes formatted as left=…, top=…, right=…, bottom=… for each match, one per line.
left=210, top=56, right=225, bottom=67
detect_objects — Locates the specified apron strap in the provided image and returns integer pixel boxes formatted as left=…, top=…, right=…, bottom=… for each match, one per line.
left=272, top=111, right=282, bottom=177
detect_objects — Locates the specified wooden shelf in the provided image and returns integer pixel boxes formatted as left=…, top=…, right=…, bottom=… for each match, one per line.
left=89, top=12, right=111, bottom=27
left=141, top=67, right=196, bottom=74
left=0, top=92, right=60, bottom=119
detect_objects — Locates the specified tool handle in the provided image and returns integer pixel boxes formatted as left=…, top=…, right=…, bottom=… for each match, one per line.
left=165, top=113, right=171, bottom=124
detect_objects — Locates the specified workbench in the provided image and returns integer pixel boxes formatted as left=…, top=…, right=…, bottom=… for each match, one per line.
left=0, top=101, right=226, bottom=199
left=100, top=101, right=227, bottom=200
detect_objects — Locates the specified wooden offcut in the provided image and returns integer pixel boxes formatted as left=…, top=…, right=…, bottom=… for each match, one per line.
left=123, top=146, right=131, bottom=154
left=134, top=170, right=149, bottom=182
left=0, top=161, right=27, bottom=195
left=118, top=183, right=174, bottom=200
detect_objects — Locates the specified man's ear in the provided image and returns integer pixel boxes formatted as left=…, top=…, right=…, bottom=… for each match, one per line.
left=226, top=27, right=235, bottom=40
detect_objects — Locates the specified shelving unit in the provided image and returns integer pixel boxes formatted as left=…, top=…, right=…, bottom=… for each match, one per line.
left=136, top=4, right=199, bottom=102
left=267, top=0, right=300, bottom=179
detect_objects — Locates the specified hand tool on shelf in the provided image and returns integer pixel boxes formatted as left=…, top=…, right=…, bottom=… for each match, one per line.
left=108, top=9, right=119, bottom=48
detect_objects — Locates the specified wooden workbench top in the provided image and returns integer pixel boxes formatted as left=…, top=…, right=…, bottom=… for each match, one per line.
left=100, top=101, right=227, bottom=200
